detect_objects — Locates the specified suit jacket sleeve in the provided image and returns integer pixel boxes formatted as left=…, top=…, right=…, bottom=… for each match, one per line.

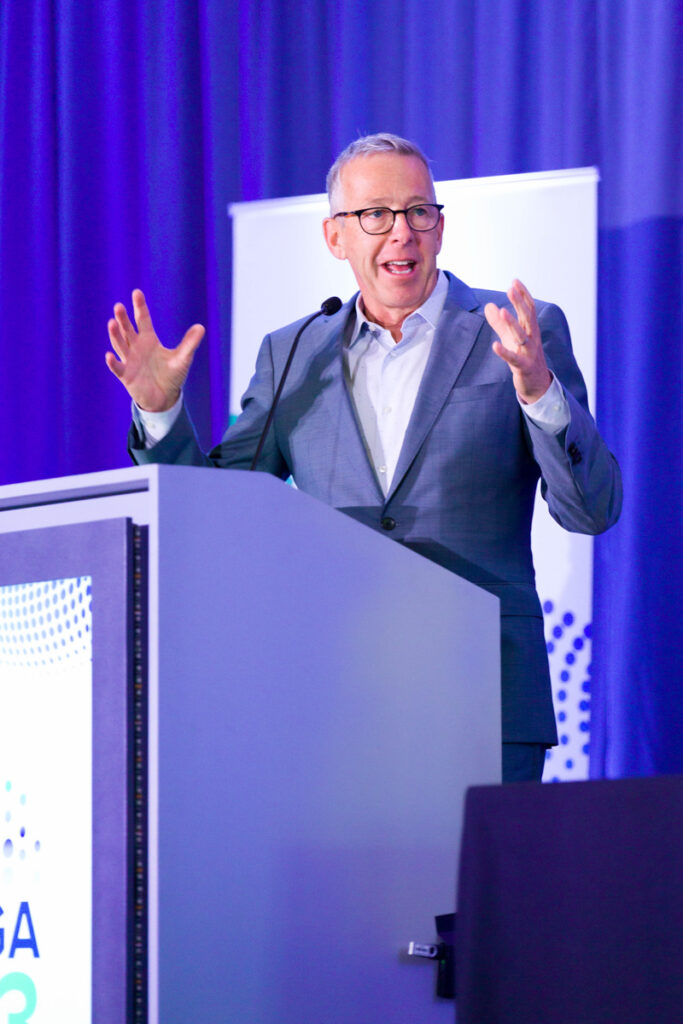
left=525, top=301, right=622, bottom=534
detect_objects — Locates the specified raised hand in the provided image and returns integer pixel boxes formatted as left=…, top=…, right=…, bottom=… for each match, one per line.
left=485, top=279, right=552, bottom=404
left=106, top=289, right=205, bottom=412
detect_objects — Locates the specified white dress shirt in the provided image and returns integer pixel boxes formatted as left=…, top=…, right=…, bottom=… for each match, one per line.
left=344, top=270, right=449, bottom=494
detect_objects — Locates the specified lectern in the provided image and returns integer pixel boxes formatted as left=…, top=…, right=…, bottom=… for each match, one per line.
left=0, top=466, right=500, bottom=1023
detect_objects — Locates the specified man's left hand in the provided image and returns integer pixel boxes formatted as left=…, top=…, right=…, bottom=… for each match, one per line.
left=485, top=279, right=552, bottom=404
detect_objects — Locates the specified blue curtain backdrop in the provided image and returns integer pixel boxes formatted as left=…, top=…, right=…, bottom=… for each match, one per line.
left=1, top=0, right=681, bottom=776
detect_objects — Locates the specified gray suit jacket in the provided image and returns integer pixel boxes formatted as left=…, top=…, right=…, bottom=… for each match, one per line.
left=130, top=272, right=622, bottom=743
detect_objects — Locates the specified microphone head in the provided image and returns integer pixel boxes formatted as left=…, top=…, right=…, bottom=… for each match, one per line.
left=320, top=296, right=342, bottom=316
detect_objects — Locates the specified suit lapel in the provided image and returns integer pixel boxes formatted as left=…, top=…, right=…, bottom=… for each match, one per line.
left=386, top=275, right=486, bottom=502
left=305, top=297, right=386, bottom=500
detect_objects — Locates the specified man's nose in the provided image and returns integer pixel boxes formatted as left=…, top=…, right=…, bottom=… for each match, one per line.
left=388, top=211, right=414, bottom=240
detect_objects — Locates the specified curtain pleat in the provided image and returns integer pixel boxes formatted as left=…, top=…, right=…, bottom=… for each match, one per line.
left=1, top=0, right=680, bottom=774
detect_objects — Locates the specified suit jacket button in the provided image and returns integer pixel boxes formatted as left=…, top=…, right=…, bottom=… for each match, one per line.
left=568, top=442, right=582, bottom=465
left=381, top=516, right=396, bottom=531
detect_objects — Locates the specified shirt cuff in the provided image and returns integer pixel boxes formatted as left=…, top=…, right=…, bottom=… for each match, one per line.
left=519, top=374, right=570, bottom=435
left=133, top=395, right=183, bottom=449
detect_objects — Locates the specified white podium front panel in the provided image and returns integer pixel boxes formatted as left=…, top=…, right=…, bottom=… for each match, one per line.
left=0, top=517, right=135, bottom=1024
left=0, top=466, right=500, bottom=1023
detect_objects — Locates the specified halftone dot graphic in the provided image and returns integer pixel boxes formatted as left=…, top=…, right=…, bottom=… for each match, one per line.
left=2, top=781, right=42, bottom=865
left=543, top=604, right=593, bottom=782
left=0, top=577, right=91, bottom=666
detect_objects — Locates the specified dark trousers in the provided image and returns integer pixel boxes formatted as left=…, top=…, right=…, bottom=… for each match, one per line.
left=502, top=742, right=548, bottom=782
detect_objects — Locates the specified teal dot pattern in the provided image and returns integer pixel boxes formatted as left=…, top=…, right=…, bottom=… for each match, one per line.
left=0, top=577, right=92, bottom=668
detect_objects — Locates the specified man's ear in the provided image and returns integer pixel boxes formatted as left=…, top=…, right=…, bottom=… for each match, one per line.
left=323, top=217, right=346, bottom=261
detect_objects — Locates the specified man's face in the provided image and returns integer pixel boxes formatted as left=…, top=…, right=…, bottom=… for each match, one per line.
left=323, top=152, right=444, bottom=329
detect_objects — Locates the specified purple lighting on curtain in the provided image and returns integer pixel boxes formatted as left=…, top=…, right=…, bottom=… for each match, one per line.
left=0, top=0, right=681, bottom=775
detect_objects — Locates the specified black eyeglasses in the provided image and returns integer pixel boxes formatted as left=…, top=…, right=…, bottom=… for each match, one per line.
left=333, top=204, right=444, bottom=235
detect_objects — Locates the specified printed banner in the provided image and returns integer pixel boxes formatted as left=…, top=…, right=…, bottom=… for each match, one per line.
left=0, top=578, right=92, bottom=1024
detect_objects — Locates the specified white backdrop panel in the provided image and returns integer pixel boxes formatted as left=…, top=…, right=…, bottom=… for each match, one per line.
left=229, top=168, right=599, bottom=781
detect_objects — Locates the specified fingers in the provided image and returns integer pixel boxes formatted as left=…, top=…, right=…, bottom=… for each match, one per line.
left=113, top=300, right=136, bottom=341
left=110, top=291, right=155, bottom=343
left=485, top=301, right=526, bottom=351
left=177, top=323, right=206, bottom=362
left=486, top=280, right=539, bottom=352
left=104, top=349, right=125, bottom=379
left=507, top=279, right=537, bottom=340
left=491, top=338, right=524, bottom=370
left=106, top=291, right=204, bottom=397
left=483, top=301, right=509, bottom=337
left=132, top=289, right=155, bottom=335
left=107, top=315, right=128, bottom=360
left=486, top=281, right=535, bottom=371
left=484, top=301, right=503, bottom=333
left=489, top=280, right=552, bottom=402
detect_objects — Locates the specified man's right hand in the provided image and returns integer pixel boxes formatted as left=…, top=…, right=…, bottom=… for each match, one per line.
left=106, top=289, right=205, bottom=412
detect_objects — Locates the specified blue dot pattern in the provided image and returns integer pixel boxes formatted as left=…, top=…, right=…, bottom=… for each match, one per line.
left=541, top=600, right=592, bottom=781
left=0, top=578, right=92, bottom=667
left=1, top=578, right=91, bottom=872
left=1, top=781, right=41, bottom=870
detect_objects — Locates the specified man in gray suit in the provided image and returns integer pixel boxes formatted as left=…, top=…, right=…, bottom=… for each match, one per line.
left=107, top=133, right=622, bottom=782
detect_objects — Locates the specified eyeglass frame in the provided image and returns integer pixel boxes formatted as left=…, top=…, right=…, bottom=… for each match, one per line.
left=332, top=203, right=445, bottom=235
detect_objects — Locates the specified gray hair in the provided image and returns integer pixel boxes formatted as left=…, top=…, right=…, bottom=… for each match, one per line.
left=326, top=133, right=434, bottom=213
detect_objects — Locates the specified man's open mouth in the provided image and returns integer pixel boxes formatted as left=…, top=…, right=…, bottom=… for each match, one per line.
left=382, top=260, right=416, bottom=275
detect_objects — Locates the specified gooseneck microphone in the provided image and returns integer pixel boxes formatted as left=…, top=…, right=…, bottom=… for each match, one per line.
left=249, top=297, right=342, bottom=471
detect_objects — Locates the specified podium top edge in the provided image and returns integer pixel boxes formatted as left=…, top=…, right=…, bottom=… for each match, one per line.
left=0, top=465, right=158, bottom=511
left=0, top=465, right=280, bottom=513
